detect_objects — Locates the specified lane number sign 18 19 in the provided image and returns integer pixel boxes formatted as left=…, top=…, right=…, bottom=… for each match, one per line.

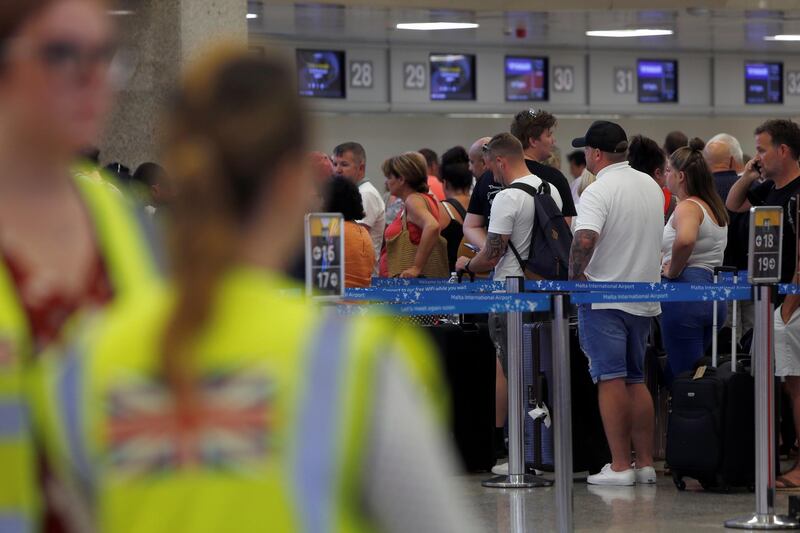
left=748, top=206, right=783, bottom=284
left=305, top=213, right=345, bottom=299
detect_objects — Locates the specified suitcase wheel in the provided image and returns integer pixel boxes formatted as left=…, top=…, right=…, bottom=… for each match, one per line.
left=701, top=479, right=722, bottom=492
left=672, top=473, right=686, bottom=491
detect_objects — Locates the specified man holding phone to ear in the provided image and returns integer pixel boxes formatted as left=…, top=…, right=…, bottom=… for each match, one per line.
left=726, top=120, right=800, bottom=294
left=727, top=120, right=800, bottom=490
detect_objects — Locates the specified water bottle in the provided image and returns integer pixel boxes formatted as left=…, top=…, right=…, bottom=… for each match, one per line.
left=447, top=271, right=461, bottom=325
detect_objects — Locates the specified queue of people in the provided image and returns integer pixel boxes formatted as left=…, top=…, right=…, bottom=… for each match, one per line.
left=312, top=111, right=800, bottom=487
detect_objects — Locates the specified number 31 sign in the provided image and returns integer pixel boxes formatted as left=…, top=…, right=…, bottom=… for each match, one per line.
left=305, top=213, right=345, bottom=299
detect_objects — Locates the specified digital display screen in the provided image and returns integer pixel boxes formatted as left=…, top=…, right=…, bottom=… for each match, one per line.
left=505, top=56, right=549, bottom=102
left=637, top=59, right=678, bottom=103
left=745, top=62, right=783, bottom=104
left=430, top=53, right=476, bottom=101
left=296, top=49, right=346, bottom=99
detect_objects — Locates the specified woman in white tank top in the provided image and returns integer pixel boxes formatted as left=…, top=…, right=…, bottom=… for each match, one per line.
left=660, top=139, right=730, bottom=383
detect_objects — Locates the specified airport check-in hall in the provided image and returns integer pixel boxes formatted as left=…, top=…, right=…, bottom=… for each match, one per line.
left=8, top=0, right=800, bottom=532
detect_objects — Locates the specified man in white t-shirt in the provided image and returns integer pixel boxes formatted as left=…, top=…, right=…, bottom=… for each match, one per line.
left=333, top=142, right=385, bottom=274
left=455, top=133, right=562, bottom=474
left=456, top=132, right=563, bottom=283
left=568, top=121, right=664, bottom=486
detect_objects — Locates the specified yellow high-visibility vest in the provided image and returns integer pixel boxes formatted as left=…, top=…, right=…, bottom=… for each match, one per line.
left=32, top=267, right=445, bottom=533
left=0, top=172, right=160, bottom=533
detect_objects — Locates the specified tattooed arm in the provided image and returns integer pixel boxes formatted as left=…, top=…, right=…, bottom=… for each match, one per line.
left=569, top=229, right=599, bottom=281
left=455, top=232, right=509, bottom=274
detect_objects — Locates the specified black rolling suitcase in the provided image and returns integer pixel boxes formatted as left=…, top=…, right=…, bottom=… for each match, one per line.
left=426, top=322, right=497, bottom=472
left=645, top=318, right=669, bottom=460
left=666, top=268, right=755, bottom=491
left=522, top=318, right=610, bottom=474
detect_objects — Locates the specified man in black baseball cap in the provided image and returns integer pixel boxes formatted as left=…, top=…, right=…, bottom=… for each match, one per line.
left=567, top=118, right=665, bottom=486
left=572, top=120, right=629, bottom=154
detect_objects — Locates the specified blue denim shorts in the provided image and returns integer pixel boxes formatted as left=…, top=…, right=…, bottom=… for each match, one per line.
left=577, top=305, right=652, bottom=384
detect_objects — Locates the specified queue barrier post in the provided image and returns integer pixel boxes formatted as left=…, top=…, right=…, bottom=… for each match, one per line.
left=725, top=285, right=800, bottom=530
left=483, top=277, right=553, bottom=489
left=551, top=293, right=574, bottom=533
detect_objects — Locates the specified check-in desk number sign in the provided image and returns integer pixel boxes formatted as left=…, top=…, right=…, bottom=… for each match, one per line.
left=748, top=206, right=783, bottom=283
left=305, top=213, right=345, bottom=299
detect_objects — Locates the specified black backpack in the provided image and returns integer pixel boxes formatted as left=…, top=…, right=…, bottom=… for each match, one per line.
left=506, top=181, right=573, bottom=280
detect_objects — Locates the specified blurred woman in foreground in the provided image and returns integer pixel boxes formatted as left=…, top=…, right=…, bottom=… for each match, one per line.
left=33, top=46, right=473, bottom=533
left=0, top=1, right=158, bottom=530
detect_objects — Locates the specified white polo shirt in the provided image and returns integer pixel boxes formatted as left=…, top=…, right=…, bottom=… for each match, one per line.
left=487, top=174, right=563, bottom=282
left=357, top=179, right=386, bottom=273
left=573, top=161, right=664, bottom=316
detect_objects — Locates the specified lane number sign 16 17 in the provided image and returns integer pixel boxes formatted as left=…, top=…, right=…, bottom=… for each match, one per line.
left=748, top=206, right=783, bottom=284
left=305, top=213, right=345, bottom=299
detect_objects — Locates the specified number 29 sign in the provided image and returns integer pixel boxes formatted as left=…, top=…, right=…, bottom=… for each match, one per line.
left=305, top=213, right=345, bottom=299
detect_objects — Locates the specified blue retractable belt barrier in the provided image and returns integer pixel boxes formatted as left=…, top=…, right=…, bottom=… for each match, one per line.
left=338, top=278, right=753, bottom=315
left=337, top=292, right=551, bottom=316
left=571, top=285, right=752, bottom=304
left=779, top=284, right=800, bottom=295
left=370, top=277, right=491, bottom=287
left=345, top=282, right=503, bottom=301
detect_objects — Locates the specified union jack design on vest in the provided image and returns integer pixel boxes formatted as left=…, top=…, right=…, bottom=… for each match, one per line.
left=107, top=370, right=274, bottom=475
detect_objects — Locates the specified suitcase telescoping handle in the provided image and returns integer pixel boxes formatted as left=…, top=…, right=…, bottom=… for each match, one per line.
left=713, top=266, right=738, bottom=370
left=456, top=269, right=476, bottom=283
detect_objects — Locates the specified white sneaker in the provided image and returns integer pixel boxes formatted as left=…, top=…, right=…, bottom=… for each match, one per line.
left=635, top=465, right=657, bottom=484
left=586, top=464, right=635, bottom=486
left=490, top=462, right=543, bottom=476
left=492, top=462, right=508, bottom=475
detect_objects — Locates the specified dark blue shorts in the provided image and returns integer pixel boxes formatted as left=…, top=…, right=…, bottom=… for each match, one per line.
left=577, top=305, right=651, bottom=384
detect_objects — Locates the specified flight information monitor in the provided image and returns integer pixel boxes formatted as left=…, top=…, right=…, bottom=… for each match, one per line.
left=745, top=62, right=783, bottom=104
left=430, top=53, right=476, bottom=101
left=637, top=59, right=678, bottom=103
left=505, top=56, right=549, bottom=102
left=296, top=49, right=346, bottom=98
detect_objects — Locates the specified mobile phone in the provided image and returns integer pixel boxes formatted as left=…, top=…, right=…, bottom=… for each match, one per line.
left=464, top=243, right=480, bottom=253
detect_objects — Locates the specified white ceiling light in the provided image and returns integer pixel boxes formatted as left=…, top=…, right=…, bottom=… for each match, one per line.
left=246, top=13, right=259, bottom=20
left=396, top=22, right=479, bottom=31
left=586, top=29, right=673, bottom=38
left=764, top=34, right=800, bottom=41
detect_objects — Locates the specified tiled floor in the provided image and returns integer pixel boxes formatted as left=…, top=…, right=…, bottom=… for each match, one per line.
left=460, top=463, right=800, bottom=532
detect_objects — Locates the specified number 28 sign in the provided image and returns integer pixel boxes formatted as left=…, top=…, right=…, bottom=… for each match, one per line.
left=305, top=213, right=345, bottom=299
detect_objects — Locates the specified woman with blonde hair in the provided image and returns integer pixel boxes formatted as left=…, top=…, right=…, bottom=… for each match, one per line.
left=380, top=152, right=449, bottom=278
left=33, top=47, right=473, bottom=533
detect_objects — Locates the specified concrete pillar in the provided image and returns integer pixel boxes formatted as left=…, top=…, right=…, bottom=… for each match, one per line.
left=101, top=0, right=247, bottom=169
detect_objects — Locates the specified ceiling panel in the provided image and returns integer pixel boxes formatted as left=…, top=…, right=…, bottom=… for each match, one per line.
left=249, top=2, right=800, bottom=53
